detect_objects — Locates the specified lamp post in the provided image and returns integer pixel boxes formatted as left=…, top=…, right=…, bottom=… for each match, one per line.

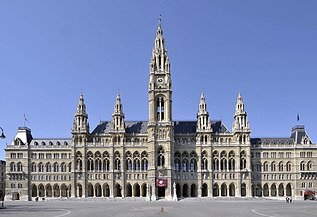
left=0, top=127, right=5, bottom=209
left=0, top=127, right=5, bottom=139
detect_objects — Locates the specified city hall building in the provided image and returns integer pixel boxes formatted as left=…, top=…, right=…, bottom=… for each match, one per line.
left=5, top=21, right=317, bottom=201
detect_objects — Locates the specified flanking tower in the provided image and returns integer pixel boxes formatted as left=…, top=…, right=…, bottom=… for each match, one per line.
left=71, top=93, right=90, bottom=197
left=147, top=18, right=174, bottom=200
left=232, top=93, right=252, bottom=197
left=196, top=93, right=212, bottom=197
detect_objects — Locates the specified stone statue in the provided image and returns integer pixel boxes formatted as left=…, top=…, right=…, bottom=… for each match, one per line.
left=172, top=182, right=177, bottom=201
left=146, top=183, right=150, bottom=201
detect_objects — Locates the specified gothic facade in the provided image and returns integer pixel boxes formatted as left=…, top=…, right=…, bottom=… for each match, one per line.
left=5, top=21, right=317, bottom=201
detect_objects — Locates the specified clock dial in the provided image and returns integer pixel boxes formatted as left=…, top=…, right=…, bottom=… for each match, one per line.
left=157, top=78, right=164, bottom=84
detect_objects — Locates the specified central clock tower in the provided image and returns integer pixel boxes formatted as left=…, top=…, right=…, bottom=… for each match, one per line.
left=147, top=18, right=174, bottom=200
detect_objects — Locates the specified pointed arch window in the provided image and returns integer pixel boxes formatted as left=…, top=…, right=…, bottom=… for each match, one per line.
left=95, top=158, right=102, bottom=172
left=17, top=162, right=23, bottom=172
left=190, top=158, right=197, bottom=172
left=157, top=147, right=165, bottom=167
left=286, top=161, right=291, bottom=171
left=133, top=158, right=140, bottom=171
left=174, top=152, right=181, bottom=172
left=263, top=162, right=269, bottom=172
left=46, top=163, right=52, bottom=172
left=103, top=158, right=110, bottom=171
left=156, top=97, right=165, bottom=121
left=300, top=161, right=305, bottom=171
left=240, top=151, right=247, bottom=170
left=141, top=151, right=148, bottom=171
left=10, top=162, right=16, bottom=172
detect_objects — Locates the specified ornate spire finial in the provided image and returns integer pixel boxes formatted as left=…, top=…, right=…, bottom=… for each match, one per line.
left=200, top=92, right=205, bottom=99
left=156, top=15, right=163, bottom=35
left=117, top=89, right=121, bottom=98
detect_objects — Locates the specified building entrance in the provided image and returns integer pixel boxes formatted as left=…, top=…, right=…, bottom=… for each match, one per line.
left=12, top=192, right=20, bottom=200
left=158, top=187, right=165, bottom=198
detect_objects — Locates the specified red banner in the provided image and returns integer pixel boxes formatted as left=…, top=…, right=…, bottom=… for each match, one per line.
left=156, top=179, right=168, bottom=187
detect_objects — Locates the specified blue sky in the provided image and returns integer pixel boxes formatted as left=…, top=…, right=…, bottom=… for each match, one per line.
left=0, top=1, right=317, bottom=160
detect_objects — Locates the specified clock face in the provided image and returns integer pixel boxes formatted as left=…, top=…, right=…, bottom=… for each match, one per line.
left=157, top=78, right=164, bottom=84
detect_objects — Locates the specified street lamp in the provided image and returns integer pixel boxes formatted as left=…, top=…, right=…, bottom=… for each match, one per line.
left=0, top=127, right=5, bottom=139
left=0, top=127, right=5, bottom=209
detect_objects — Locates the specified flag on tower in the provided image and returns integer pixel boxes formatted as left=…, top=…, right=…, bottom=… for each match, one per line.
left=24, top=113, right=30, bottom=127
left=297, top=114, right=300, bottom=122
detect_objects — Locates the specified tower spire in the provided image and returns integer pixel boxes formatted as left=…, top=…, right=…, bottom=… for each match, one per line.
left=72, top=93, right=89, bottom=134
left=233, top=92, right=250, bottom=143
left=111, top=93, right=125, bottom=132
left=197, top=93, right=211, bottom=131
left=148, top=17, right=172, bottom=123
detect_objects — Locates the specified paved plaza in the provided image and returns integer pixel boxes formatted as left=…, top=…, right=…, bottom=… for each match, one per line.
left=1, top=199, right=317, bottom=217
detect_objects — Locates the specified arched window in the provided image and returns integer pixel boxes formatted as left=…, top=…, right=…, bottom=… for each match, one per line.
left=240, top=151, right=246, bottom=169
left=271, top=162, right=276, bottom=172
left=10, top=162, right=16, bottom=172
left=87, top=151, right=94, bottom=171
left=46, top=163, right=51, bottom=172
left=190, top=158, right=197, bottom=172
left=201, top=151, right=208, bottom=170
left=182, top=158, right=189, bottom=172
left=220, top=151, right=227, bottom=171
left=286, top=161, right=291, bottom=171
left=201, top=158, right=208, bottom=170
left=212, top=151, right=219, bottom=171
left=278, top=161, right=283, bottom=171
left=133, top=158, right=140, bottom=171
left=103, top=158, right=110, bottom=171
left=228, top=151, right=235, bottom=171
left=17, top=162, right=23, bottom=172
left=125, top=151, right=132, bottom=171
left=53, top=162, right=59, bottom=172
left=307, top=161, right=313, bottom=171
left=157, top=147, right=165, bottom=167
left=114, top=151, right=121, bottom=171
left=126, top=158, right=132, bottom=171
left=263, top=162, right=269, bottom=172
left=174, top=152, right=181, bottom=172
left=141, top=150, right=148, bottom=171
left=61, top=162, right=67, bottom=172
left=115, top=158, right=121, bottom=170
left=190, top=151, right=197, bottom=172
left=95, top=158, right=102, bottom=171
left=31, top=162, right=36, bottom=172
left=300, top=161, right=305, bottom=171
left=156, top=96, right=165, bottom=121
left=141, top=158, right=148, bottom=171
left=87, top=158, right=94, bottom=171
left=133, top=151, right=141, bottom=171
left=76, top=159, right=83, bottom=171
left=38, top=162, right=44, bottom=172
